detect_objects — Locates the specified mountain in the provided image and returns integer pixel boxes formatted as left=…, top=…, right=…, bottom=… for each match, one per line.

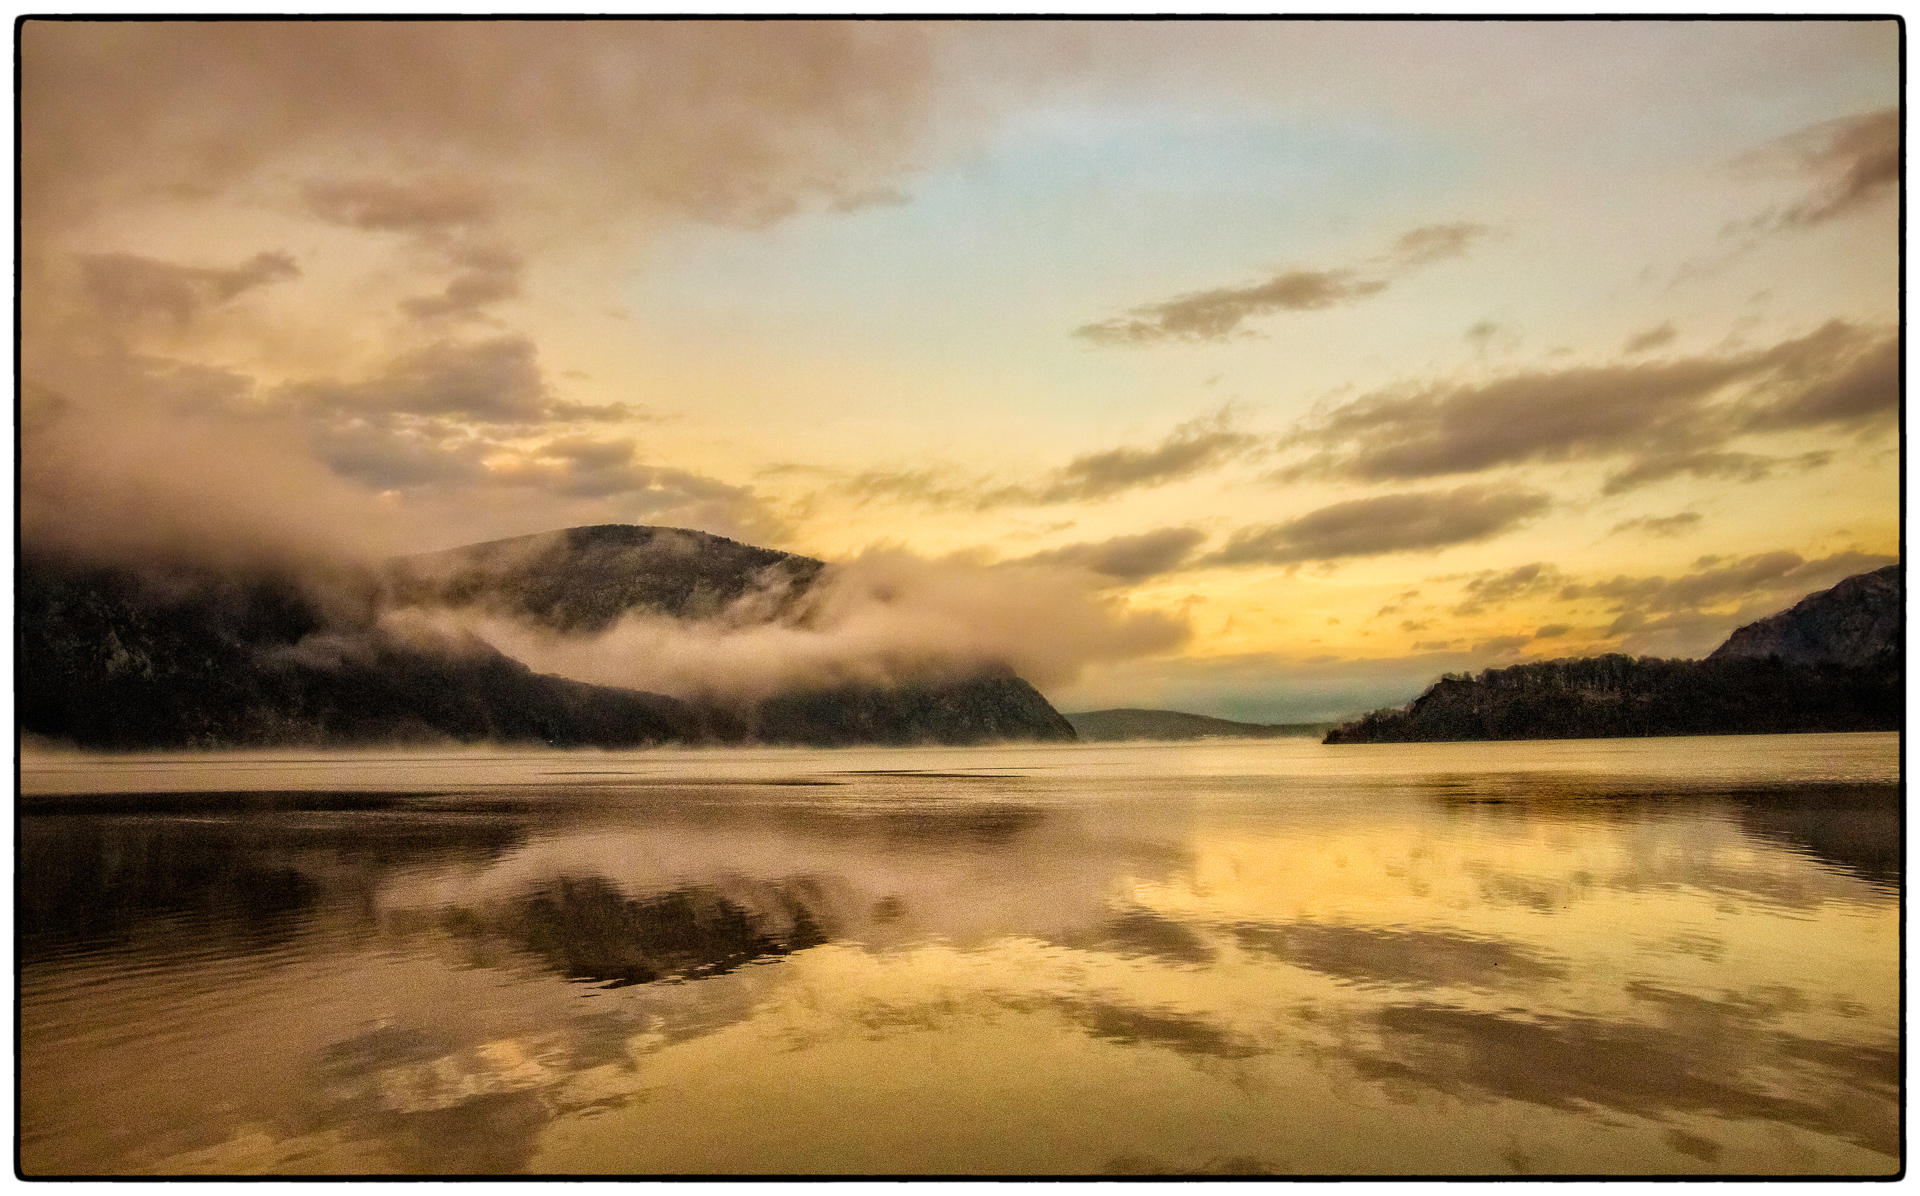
left=1065, top=708, right=1330, bottom=742
left=384, top=524, right=1074, bottom=748
left=18, top=525, right=1077, bottom=750
left=17, top=556, right=724, bottom=750
left=1708, top=564, right=1901, bottom=668
left=1324, top=566, right=1902, bottom=744
left=386, top=524, right=823, bottom=631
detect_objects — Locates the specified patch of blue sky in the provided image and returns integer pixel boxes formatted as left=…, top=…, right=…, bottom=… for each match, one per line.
left=626, top=106, right=1476, bottom=377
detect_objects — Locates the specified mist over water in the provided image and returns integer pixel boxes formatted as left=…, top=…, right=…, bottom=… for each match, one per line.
left=17, top=734, right=1898, bottom=1177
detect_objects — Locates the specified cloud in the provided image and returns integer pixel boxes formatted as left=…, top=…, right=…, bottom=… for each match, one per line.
left=1533, top=623, right=1570, bottom=639
left=1009, top=527, right=1207, bottom=583
left=1623, top=322, right=1676, bottom=354
left=76, top=249, right=299, bottom=330
left=1606, top=512, right=1703, bottom=539
left=1763, top=107, right=1899, bottom=228
left=1390, top=221, right=1491, bottom=267
left=1472, top=634, right=1530, bottom=658
left=1602, top=448, right=1832, bottom=496
left=411, top=548, right=1191, bottom=701
left=292, top=336, right=552, bottom=423
left=304, top=176, right=496, bottom=232
left=1282, top=321, right=1895, bottom=488
left=1075, top=270, right=1386, bottom=345
left=23, top=21, right=950, bottom=246
left=1075, top=223, right=1488, bottom=346
left=1452, top=561, right=1568, bottom=614
left=400, top=243, right=525, bottom=321
left=1028, top=417, right=1257, bottom=503
left=20, top=376, right=415, bottom=570
left=842, top=411, right=1257, bottom=511
left=1565, top=549, right=1895, bottom=617
left=1740, top=331, right=1897, bottom=432
left=1203, top=485, right=1550, bottom=567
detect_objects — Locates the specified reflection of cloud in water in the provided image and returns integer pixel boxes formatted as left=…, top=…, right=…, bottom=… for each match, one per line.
left=1074, top=907, right=1217, bottom=966
left=1105, top=1153, right=1279, bottom=1175
left=1425, top=778, right=1898, bottom=911
left=1344, top=1000, right=1897, bottom=1159
left=1045, top=996, right=1260, bottom=1061
left=445, top=874, right=832, bottom=987
left=379, top=801, right=1197, bottom=954
left=1233, top=920, right=1569, bottom=992
left=1721, top=785, right=1900, bottom=890
left=307, top=1024, right=563, bottom=1173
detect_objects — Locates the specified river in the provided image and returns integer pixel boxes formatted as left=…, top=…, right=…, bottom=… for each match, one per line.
left=17, top=733, right=1901, bottom=1176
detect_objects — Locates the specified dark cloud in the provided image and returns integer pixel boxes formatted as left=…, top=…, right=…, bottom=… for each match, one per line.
left=1623, top=322, right=1676, bottom=354
left=1203, top=485, right=1549, bottom=567
left=401, top=243, right=525, bottom=321
left=1391, top=221, right=1490, bottom=267
left=1566, top=549, right=1898, bottom=616
left=842, top=413, right=1255, bottom=510
left=1010, top=527, right=1207, bottom=583
left=1741, top=332, right=1897, bottom=432
left=1533, top=623, right=1570, bottom=639
left=1607, top=511, right=1703, bottom=539
left=1076, top=223, right=1489, bottom=346
left=1452, top=561, right=1567, bottom=614
left=1601, top=449, right=1829, bottom=496
left=1076, top=270, right=1386, bottom=345
left=293, top=336, right=550, bottom=423
left=77, top=249, right=299, bottom=329
left=841, top=466, right=981, bottom=509
left=25, top=22, right=947, bottom=240
left=546, top=399, right=645, bottom=422
left=303, top=176, right=496, bottom=232
left=1472, top=634, right=1530, bottom=657
left=314, top=420, right=496, bottom=490
left=1282, top=321, right=1895, bottom=488
left=1770, top=107, right=1899, bottom=228
left=1031, top=419, right=1257, bottom=503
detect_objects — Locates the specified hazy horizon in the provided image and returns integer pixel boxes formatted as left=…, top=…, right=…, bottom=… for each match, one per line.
left=20, top=19, right=1899, bottom=723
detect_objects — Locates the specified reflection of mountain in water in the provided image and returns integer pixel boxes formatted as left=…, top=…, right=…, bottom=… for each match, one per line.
left=17, top=807, right=528, bottom=966
left=449, top=875, right=833, bottom=988
left=1722, top=785, right=1901, bottom=890
left=1421, top=776, right=1900, bottom=892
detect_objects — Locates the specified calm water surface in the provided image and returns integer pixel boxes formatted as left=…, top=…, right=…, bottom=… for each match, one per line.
left=18, top=734, right=1901, bottom=1176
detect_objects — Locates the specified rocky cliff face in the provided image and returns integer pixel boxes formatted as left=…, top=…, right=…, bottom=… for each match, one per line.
left=1325, top=566, right=1903, bottom=744
left=1708, top=564, right=1901, bottom=668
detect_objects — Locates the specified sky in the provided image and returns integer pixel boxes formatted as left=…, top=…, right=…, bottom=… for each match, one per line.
left=19, top=19, right=1902, bottom=721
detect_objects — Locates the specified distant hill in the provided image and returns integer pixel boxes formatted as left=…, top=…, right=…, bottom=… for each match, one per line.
left=18, top=525, right=1076, bottom=750
left=1325, top=566, right=1902, bottom=744
left=1066, top=708, right=1330, bottom=742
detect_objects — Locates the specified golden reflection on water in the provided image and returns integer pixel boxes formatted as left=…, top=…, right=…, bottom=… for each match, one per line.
left=17, top=734, right=1900, bottom=1176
